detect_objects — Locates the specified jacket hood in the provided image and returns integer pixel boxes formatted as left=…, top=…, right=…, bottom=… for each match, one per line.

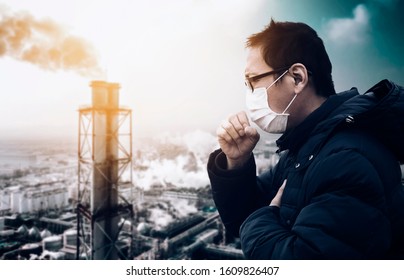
left=298, top=80, right=404, bottom=164
left=351, top=79, right=404, bottom=163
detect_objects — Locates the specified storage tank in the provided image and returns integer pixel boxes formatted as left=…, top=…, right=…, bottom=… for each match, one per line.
left=63, top=229, right=77, bottom=248
left=43, top=235, right=63, bottom=252
left=28, top=227, right=41, bottom=242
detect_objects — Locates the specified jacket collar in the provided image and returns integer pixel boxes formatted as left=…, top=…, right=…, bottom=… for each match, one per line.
left=277, top=80, right=404, bottom=164
left=276, top=88, right=358, bottom=154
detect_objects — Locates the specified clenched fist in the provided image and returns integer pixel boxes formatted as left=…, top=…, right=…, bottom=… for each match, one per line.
left=216, top=111, right=260, bottom=169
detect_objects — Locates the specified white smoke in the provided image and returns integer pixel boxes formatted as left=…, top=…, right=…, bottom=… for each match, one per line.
left=183, top=129, right=219, bottom=159
left=149, top=207, right=174, bottom=229
left=145, top=198, right=197, bottom=230
left=133, top=130, right=218, bottom=190
left=171, top=198, right=198, bottom=218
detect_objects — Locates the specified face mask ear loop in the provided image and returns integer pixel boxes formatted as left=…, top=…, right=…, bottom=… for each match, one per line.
left=263, top=68, right=295, bottom=114
left=282, top=93, right=298, bottom=114
left=265, top=69, right=289, bottom=91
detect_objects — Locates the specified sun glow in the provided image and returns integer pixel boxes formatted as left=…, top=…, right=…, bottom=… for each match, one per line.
left=0, top=0, right=269, bottom=139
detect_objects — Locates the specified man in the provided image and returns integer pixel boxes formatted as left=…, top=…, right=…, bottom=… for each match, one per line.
left=207, top=19, right=404, bottom=259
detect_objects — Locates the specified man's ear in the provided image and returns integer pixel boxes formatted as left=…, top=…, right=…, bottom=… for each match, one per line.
left=289, top=63, right=309, bottom=94
left=293, top=73, right=302, bottom=85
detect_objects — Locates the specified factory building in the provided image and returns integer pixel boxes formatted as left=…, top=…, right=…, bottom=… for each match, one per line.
left=0, top=184, right=68, bottom=214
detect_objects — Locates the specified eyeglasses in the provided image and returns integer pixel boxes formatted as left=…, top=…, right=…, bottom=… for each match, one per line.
left=244, top=66, right=291, bottom=92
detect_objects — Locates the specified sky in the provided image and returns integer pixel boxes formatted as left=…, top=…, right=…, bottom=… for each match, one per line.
left=1, top=0, right=403, bottom=141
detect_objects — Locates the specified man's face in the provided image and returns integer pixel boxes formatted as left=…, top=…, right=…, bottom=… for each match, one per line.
left=245, top=47, right=295, bottom=114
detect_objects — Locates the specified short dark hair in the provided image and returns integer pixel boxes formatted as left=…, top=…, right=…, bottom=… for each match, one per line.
left=246, top=19, right=336, bottom=97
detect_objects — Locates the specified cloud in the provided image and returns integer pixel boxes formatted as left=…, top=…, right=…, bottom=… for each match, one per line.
left=324, top=4, right=370, bottom=46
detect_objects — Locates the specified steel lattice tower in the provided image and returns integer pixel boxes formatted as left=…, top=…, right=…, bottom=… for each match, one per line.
left=77, top=81, right=133, bottom=260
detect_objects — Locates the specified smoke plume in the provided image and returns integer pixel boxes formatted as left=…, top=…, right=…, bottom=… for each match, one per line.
left=0, top=9, right=103, bottom=77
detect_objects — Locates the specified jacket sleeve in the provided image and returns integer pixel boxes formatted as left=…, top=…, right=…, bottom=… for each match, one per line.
left=207, top=149, right=282, bottom=237
left=239, top=150, right=392, bottom=259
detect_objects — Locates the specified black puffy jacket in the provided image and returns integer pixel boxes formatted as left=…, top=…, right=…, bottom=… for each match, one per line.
left=207, top=80, right=404, bottom=259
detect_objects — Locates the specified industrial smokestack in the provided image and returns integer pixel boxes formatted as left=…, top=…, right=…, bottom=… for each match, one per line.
left=0, top=8, right=102, bottom=77
left=90, top=81, right=120, bottom=260
left=78, top=80, right=133, bottom=260
left=91, top=80, right=120, bottom=216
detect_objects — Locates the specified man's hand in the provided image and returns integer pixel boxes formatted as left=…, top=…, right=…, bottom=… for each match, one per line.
left=270, top=180, right=286, bottom=207
left=216, top=111, right=260, bottom=169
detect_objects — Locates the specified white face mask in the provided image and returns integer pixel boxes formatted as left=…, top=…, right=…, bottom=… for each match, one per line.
left=246, top=70, right=297, bottom=134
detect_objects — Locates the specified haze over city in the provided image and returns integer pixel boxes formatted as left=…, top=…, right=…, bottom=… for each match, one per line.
left=1, top=0, right=403, bottom=141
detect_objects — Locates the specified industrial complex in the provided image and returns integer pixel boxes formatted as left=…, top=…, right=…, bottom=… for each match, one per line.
left=0, top=81, right=247, bottom=260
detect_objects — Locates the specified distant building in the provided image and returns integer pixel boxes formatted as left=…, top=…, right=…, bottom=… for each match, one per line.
left=0, top=184, right=68, bottom=214
left=161, top=191, right=198, bottom=202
